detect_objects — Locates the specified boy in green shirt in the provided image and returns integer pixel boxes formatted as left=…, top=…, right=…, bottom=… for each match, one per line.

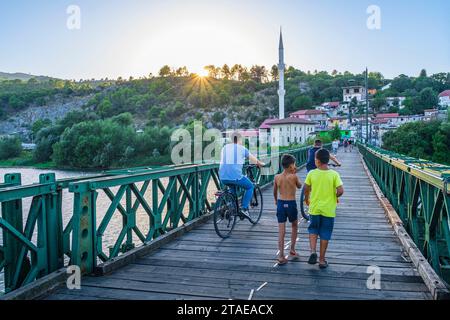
left=304, top=148, right=344, bottom=269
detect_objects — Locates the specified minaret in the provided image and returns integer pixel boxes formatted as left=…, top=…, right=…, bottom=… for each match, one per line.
left=278, top=28, right=285, bottom=119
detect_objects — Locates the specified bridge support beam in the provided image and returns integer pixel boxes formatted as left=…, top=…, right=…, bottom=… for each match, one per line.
left=71, top=186, right=97, bottom=275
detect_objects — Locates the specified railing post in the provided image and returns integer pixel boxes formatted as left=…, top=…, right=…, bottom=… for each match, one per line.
left=39, top=173, right=64, bottom=274
left=70, top=183, right=97, bottom=275
left=193, top=168, right=200, bottom=219
left=124, top=185, right=135, bottom=252
left=2, top=173, right=23, bottom=292
left=169, top=177, right=179, bottom=229
left=152, top=179, right=161, bottom=238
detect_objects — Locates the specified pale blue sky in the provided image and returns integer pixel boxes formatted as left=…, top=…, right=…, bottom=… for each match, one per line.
left=0, top=0, right=448, bottom=80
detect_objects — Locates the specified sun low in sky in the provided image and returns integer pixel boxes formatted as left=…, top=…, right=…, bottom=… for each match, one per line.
left=0, top=0, right=448, bottom=80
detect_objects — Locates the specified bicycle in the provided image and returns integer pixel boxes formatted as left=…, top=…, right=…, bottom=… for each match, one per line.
left=299, top=163, right=341, bottom=221
left=213, top=163, right=270, bottom=239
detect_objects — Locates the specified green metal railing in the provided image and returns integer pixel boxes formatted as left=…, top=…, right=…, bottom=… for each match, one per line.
left=0, top=144, right=322, bottom=294
left=358, top=143, right=450, bottom=284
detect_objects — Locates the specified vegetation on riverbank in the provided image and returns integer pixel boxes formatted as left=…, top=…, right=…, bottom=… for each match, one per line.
left=382, top=115, right=450, bottom=165
left=0, top=151, right=55, bottom=169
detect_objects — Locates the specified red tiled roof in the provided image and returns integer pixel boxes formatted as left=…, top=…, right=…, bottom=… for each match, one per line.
left=290, top=109, right=326, bottom=116
left=268, top=118, right=317, bottom=125
left=259, top=118, right=277, bottom=129
left=439, top=90, right=450, bottom=97
left=375, top=113, right=399, bottom=118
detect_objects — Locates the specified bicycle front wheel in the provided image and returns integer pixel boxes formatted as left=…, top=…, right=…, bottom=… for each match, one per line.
left=213, top=192, right=238, bottom=238
left=300, top=187, right=310, bottom=221
left=248, top=186, right=263, bottom=225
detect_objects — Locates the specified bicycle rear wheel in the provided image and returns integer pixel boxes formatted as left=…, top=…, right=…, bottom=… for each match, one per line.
left=213, top=192, right=238, bottom=238
left=248, top=186, right=263, bottom=225
left=300, top=187, right=310, bottom=220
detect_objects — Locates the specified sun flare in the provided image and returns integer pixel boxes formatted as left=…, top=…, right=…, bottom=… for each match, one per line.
left=195, top=68, right=209, bottom=78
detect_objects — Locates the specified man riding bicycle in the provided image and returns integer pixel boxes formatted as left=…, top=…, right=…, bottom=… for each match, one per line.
left=306, top=139, right=342, bottom=172
left=219, top=131, right=265, bottom=218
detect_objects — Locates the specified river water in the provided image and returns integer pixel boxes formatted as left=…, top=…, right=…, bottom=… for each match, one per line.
left=0, top=167, right=219, bottom=293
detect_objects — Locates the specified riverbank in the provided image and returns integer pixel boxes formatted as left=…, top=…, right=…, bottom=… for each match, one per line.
left=0, top=151, right=56, bottom=169
left=0, top=151, right=172, bottom=171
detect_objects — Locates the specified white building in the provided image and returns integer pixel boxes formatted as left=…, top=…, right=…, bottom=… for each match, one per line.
left=269, top=118, right=316, bottom=147
left=424, top=109, right=439, bottom=121
left=290, top=109, right=328, bottom=128
left=381, top=83, right=392, bottom=91
left=439, top=90, right=450, bottom=107
left=386, top=97, right=406, bottom=109
left=343, top=86, right=367, bottom=103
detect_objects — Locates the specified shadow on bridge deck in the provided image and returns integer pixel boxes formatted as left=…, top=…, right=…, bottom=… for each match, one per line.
left=44, top=148, right=431, bottom=300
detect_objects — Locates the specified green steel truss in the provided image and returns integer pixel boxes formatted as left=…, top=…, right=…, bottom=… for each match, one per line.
left=358, top=144, right=450, bottom=285
left=0, top=145, right=320, bottom=294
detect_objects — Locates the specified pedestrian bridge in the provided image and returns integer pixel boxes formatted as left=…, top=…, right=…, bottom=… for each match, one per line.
left=0, top=144, right=449, bottom=300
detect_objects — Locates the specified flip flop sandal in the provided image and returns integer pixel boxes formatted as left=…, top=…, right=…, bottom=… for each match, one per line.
left=277, top=256, right=288, bottom=265
left=308, top=253, right=318, bottom=265
left=319, top=261, right=329, bottom=269
left=289, top=251, right=300, bottom=260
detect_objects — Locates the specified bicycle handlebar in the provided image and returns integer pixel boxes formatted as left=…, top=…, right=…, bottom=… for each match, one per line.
left=246, top=161, right=272, bottom=169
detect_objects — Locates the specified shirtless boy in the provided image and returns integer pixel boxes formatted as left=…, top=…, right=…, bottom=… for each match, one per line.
left=273, top=154, right=303, bottom=265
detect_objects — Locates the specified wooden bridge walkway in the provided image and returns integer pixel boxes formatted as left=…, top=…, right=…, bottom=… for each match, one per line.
left=44, top=149, right=431, bottom=300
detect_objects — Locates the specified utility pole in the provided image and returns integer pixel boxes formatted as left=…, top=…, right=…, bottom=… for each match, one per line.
left=365, top=67, right=369, bottom=144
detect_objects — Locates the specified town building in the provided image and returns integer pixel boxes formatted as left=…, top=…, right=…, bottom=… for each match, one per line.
left=439, top=90, right=450, bottom=107
left=343, top=86, right=367, bottom=103
left=328, top=116, right=350, bottom=129
left=268, top=118, right=316, bottom=147
left=258, top=118, right=276, bottom=135
left=385, top=97, right=406, bottom=109
left=290, top=109, right=328, bottom=128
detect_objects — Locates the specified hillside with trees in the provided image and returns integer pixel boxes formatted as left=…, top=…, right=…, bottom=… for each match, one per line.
left=0, top=66, right=449, bottom=169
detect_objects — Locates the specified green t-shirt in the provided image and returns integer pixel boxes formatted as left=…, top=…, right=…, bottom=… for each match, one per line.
left=305, top=169, right=343, bottom=218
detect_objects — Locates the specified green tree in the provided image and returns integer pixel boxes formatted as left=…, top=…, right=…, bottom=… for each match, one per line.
left=372, top=96, right=386, bottom=113
left=431, top=122, right=450, bottom=164
left=0, top=136, right=22, bottom=160
left=329, top=125, right=342, bottom=141
left=418, top=87, right=438, bottom=110
left=419, top=69, right=427, bottom=78
left=249, top=65, right=268, bottom=83
left=270, top=65, right=279, bottom=81
left=159, top=65, right=172, bottom=77
left=31, top=118, right=52, bottom=138
left=221, top=64, right=231, bottom=80
left=391, top=75, right=413, bottom=93
left=53, top=119, right=136, bottom=168
left=97, top=98, right=112, bottom=118
left=382, top=121, right=441, bottom=161
left=292, top=95, right=312, bottom=110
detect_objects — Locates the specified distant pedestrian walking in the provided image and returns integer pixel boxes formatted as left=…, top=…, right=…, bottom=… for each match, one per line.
left=332, top=139, right=339, bottom=155
left=343, top=139, right=349, bottom=153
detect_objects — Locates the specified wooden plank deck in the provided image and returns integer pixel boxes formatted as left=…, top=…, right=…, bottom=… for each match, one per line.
left=44, top=149, right=431, bottom=300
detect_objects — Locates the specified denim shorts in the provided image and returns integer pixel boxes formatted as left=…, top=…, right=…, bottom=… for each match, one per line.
left=276, top=200, right=298, bottom=223
left=308, top=215, right=335, bottom=241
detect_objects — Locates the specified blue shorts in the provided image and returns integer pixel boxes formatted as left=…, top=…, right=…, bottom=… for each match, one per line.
left=276, top=200, right=298, bottom=223
left=308, top=215, right=335, bottom=241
